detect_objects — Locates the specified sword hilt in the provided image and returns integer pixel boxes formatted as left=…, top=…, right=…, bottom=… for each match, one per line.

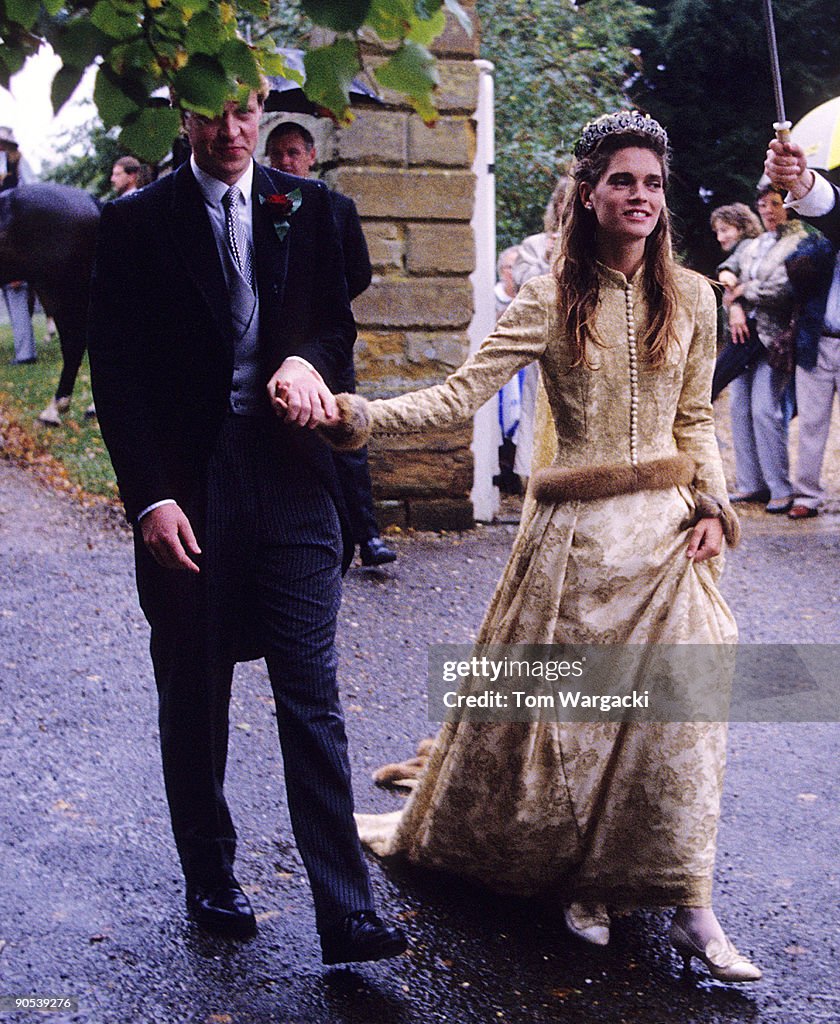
left=774, top=121, right=792, bottom=144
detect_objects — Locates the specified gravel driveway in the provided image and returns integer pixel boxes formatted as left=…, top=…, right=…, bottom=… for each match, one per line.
left=1, top=458, right=838, bottom=1024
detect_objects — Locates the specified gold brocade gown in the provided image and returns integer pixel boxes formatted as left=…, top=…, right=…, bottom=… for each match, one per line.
left=356, top=265, right=738, bottom=908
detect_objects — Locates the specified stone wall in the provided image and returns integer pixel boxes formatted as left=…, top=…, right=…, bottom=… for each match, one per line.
left=328, top=4, right=481, bottom=531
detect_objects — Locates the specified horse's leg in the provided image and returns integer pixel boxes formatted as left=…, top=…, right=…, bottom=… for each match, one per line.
left=37, top=312, right=87, bottom=425
left=54, top=314, right=87, bottom=401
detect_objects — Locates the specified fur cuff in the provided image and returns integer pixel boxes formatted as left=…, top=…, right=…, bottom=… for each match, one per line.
left=530, top=454, right=695, bottom=503
left=318, top=393, right=372, bottom=451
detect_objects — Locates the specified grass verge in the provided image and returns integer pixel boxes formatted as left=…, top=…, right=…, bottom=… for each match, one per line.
left=0, top=316, right=120, bottom=508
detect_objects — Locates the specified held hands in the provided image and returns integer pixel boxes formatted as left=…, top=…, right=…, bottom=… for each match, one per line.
left=268, top=358, right=339, bottom=427
left=140, top=504, right=201, bottom=573
left=686, top=517, right=724, bottom=563
left=765, top=139, right=814, bottom=200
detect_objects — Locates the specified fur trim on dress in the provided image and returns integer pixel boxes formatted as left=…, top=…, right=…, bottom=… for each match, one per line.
left=530, top=453, right=696, bottom=503
left=318, top=393, right=372, bottom=450
left=372, top=737, right=435, bottom=789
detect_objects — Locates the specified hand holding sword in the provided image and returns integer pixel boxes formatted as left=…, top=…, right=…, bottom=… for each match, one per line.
left=765, top=139, right=814, bottom=200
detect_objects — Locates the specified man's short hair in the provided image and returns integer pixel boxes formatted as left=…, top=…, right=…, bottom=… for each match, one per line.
left=114, top=156, right=141, bottom=175
left=175, top=84, right=268, bottom=125
left=265, top=121, right=315, bottom=153
left=756, top=182, right=785, bottom=201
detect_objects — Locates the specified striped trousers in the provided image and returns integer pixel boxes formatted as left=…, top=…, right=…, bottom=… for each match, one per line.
left=137, top=414, right=373, bottom=932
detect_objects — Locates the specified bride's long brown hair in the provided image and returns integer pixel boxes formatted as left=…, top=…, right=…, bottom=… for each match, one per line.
left=554, top=130, right=680, bottom=369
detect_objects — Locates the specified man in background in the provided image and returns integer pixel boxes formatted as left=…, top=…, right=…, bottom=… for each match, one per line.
left=1, top=126, right=37, bottom=365
left=110, top=156, right=143, bottom=197
left=265, top=121, right=397, bottom=567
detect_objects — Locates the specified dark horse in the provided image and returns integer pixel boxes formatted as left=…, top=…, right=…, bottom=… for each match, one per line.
left=0, top=183, right=101, bottom=423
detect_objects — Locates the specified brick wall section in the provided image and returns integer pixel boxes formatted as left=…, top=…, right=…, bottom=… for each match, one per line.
left=322, top=3, right=481, bottom=531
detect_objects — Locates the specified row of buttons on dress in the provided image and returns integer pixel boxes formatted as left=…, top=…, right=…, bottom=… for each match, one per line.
left=625, top=284, right=639, bottom=466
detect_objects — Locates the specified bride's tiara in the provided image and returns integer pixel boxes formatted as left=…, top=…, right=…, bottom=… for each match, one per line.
left=574, top=110, right=669, bottom=159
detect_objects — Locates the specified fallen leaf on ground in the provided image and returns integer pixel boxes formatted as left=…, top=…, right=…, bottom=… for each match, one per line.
left=254, top=910, right=282, bottom=922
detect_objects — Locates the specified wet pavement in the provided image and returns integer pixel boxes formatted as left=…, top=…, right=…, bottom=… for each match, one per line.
left=1, top=460, right=838, bottom=1024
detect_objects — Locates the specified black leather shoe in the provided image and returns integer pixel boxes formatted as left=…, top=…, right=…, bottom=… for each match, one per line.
left=765, top=496, right=794, bottom=514
left=186, top=882, right=257, bottom=939
left=320, top=910, right=407, bottom=965
left=728, top=489, right=770, bottom=504
left=359, top=537, right=397, bottom=566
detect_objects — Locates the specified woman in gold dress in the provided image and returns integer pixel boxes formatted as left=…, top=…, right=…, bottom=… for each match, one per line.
left=324, top=112, right=761, bottom=983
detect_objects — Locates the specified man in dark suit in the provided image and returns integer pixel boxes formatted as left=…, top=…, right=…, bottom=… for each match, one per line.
left=265, top=121, right=397, bottom=567
left=87, top=87, right=406, bottom=965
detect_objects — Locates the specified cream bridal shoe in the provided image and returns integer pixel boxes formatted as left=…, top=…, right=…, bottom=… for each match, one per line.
left=563, top=902, right=610, bottom=946
left=670, top=920, right=762, bottom=983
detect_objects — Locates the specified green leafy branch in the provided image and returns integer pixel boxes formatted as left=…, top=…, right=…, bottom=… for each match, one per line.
left=0, top=0, right=471, bottom=162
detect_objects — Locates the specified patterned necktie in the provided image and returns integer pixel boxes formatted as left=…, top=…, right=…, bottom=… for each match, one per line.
left=222, top=185, right=254, bottom=291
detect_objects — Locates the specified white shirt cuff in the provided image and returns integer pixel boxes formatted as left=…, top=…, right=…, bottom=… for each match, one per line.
left=137, top=498, right=176, bottom=522
left=788, top=172, right=836, bottom=217
left=283, top=355, right=322, bottom=380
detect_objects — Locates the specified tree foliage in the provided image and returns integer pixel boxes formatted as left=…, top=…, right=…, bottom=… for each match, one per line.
left=0, top=0, right=470, bottom=162
left=40, top=0, right=310, bottom=187
left=477, top=0, right=652, bottom=250
left=631, top=0, right=840, bottom=272
left=41, top=115, right=124, bottom=196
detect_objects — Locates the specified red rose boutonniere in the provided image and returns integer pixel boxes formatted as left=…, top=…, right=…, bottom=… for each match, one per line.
left=260, top=188, right=302, bottom=242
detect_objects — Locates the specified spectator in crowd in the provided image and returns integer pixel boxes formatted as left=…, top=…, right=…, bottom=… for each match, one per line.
left=265, top=121, right=396, bottom=566
left=512, top=175, right=568, bottom=290
left=712, top=203, right=763, bottom=266
left=765, top=140, right=840, bottom=520
left=110, top=157, right=142, bottom=197
left=711, top=203, right=763, bottom=343
left=721, top=184, right=806, bottom=512
left=495, top=245, right=519, bottom=318
left=494, top=245, right=523, bottom=493
left=1, top=126, right=37, bottom=365
left=711, top=202, right=775, bottom=397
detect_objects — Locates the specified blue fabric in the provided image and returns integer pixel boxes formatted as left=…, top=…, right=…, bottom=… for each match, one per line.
left=785, top=233, right=836, bottom=371
left=498, top=368, right=525, bottom=439
left=729, top=357, right=793, bottom=499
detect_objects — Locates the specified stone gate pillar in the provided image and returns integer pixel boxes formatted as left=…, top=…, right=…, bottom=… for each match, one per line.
left=324, top=3, right=482, bottom=532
